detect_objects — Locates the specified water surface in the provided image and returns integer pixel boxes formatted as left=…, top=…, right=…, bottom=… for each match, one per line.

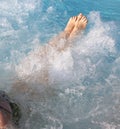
left=0, top=0, right=120, bottom=129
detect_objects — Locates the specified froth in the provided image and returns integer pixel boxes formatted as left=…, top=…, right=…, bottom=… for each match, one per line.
left=8, top=11, right=120, bottom=129
left=76, top=12, right=115, bottom=55
left=15, top=12, right=116, bottom=85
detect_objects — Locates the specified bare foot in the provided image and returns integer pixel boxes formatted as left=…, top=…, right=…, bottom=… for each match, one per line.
left=69, top=14, right=88, bottom=39
left=64, top=15, right=78, bottom=38
left=49, top=15, right=78, bottom=47
left=48, top=13, right=87, bottom=50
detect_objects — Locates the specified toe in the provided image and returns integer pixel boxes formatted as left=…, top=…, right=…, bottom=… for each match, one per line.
left=84, top=19, right=88, bottom=23
left=81, top=16, right=86, bottom=21
left=69, top=17, right=73, bottom=22
left=75, top=16, right=77, bottom=21
left=77, top=14, right=82, bottom=21
left=78, top=13, right=82, bottom=17
left=83, top=17, right=87, bottom=22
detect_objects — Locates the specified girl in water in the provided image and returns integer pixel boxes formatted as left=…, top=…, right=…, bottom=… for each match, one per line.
left=0, top=13, right=87, bottom=129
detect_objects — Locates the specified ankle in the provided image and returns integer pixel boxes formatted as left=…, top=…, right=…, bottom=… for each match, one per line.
left=64, top=30, right=71, bottom=38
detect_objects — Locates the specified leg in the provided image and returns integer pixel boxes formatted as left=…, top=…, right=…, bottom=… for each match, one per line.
left=48, top=16, right=78, bottom=47
left=48, top=13, right=88, bottom=50
left=69, top=14, right=88, bottom=40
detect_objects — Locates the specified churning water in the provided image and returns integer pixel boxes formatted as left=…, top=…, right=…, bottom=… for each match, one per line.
left=0, top=0, right=120, bottom=129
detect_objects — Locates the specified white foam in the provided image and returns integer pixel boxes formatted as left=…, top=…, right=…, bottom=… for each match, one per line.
left=75, top=12, right=115, bottom=55
left=5, top=11, right=119, bottom=129
left=47, top=6, right=54, bottom=13
left=0, top=0, right=119, bottom=127
left=0, top=0, right=38, bottom=29
left=15, top=12, right=117, bottom=85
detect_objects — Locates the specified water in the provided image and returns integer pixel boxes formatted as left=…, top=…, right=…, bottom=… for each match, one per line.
left=0, top=0, right=120, bottom=129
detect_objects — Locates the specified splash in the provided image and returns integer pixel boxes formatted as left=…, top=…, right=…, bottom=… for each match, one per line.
left=0, top=4, right=119, bottom=128
left=15, top=12, right=116, bottom=85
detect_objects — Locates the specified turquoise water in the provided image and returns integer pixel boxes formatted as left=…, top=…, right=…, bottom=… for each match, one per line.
left=0, top=0, right=120, bottom=129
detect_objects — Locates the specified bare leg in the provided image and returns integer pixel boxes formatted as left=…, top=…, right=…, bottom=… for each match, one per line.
left=64, top=16, right=78, bottom=38
left=69, top=13, right=88, bottom=40
left=48, top=15, right=78, bottom=48
left=44, top=14, right=88, bottom=84
left=12, top=14, right=87, bottom=86
left=48, top=13, right=88, bottom=50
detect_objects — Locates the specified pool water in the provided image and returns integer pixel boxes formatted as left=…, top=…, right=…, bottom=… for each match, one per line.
left=0, top=0, right=120, bottom=129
